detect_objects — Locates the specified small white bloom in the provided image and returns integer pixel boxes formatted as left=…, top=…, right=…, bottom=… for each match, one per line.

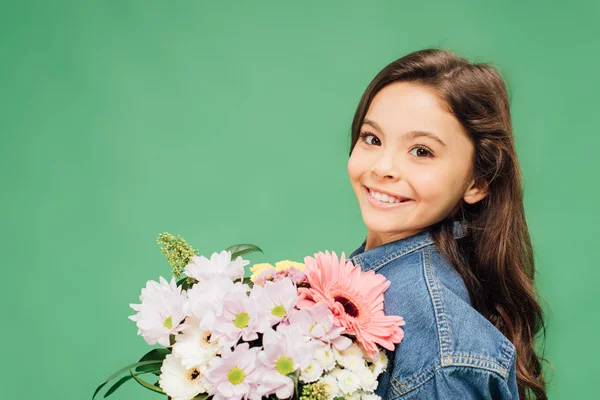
left=335, top=342, right=367, bottom=372
left=314, top=343, right=336, bottom=372
left=300, top=360, right=324, bottom=383
left=319, top=374, right=340, bottom=400
left=370, top=350, right=388, bottom=376
left=345, top=392, right=361, bottom=400
left=129, top=276, right=188, bottom=347
left=341, top=342, right=365, bottom=359
left=356, top=365, right=378, bottom=392
left=336, top=369, right=361, bottom=396
left=172, top=317, right=221, bottom=369
left=159, top=353, right=210, bottom=400
left=184, top=250, right=248, bottom=283
left=185, top=276, right=245, bottom=322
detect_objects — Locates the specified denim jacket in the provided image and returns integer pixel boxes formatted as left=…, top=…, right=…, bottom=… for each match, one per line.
left=349, top=221, right=519, bottom=399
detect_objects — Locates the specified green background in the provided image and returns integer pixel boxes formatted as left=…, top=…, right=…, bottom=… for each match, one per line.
left=2, top=1, right=598, bottom=398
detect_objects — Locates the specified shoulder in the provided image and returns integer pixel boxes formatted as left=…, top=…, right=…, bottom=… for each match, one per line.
left=364, top=244, right=517, bottom=398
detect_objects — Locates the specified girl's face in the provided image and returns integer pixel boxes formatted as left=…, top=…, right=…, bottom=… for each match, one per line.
left=347, top=82, right=487, bottom=249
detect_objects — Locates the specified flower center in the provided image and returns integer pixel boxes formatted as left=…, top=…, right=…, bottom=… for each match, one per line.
left=227, top=366, right=245, bottom=385
left=275, top=356, right=294, bottom=375
left=271, top=304, right=286, bottom=318
left=200, top=330, right=215, bottom=347
left=163, top=316, right=173, bottom=329
left=233, top=312, right=250, bottom=329
left=334, top=295, right=359, bottom=318
left=187, top=367, right=202, bottom=382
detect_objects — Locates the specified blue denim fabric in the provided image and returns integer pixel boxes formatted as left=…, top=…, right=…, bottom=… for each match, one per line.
left=349, top=221, right=519, bottom=399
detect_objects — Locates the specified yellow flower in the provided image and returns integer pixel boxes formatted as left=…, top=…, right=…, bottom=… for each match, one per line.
left=274, top=260, right=306, bottom=272
left=249, top=263, right=275, bottom=282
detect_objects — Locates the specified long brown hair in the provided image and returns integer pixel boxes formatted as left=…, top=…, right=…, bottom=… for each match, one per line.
left=349, top=49, right=548, bottom=399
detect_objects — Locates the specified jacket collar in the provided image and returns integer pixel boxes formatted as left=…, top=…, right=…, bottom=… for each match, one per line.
left=349, top=220, right=467, bottom=272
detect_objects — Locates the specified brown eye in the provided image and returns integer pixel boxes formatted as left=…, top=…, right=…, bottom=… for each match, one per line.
left=409, top=146, right=433, bottom=158
left=359, top=132, right=381, bottom=146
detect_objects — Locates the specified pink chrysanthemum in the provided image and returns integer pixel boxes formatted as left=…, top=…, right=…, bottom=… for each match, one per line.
left=297, top=251, right=405, bottom=358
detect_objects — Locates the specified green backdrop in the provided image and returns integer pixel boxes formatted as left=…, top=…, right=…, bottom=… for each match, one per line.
left=2, top=1, right=598, bottom=398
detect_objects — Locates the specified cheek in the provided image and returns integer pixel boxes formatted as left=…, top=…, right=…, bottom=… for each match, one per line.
left=410, top=167, right=464, bottom=204
left=408, top=168, right=439, bottom=199
left=347, top=150, right=367, bottom=182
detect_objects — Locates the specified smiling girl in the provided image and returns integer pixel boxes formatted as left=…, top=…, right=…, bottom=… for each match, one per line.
left=347, top=49, right=547, bottom=399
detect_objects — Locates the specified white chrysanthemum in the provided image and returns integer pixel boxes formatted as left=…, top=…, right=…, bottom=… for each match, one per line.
left=336, top=343, right=366, bottom=372
left=339, top=342, right=365, bottom=359
left=319, top=374, right=340, bottom=400
left=369, top=350, right=388, bottom=376
left=356, top=365, right=378, bottom=392
left=361, top=392, right=382, bottom=400
left=172, top=317, right=221, bottom=369
left=159, top=353, right=210, bottom=400
left=345, top=392, right=361, bottom=400
left=336, top=369, right=361, bottom=396
left=300, top=359, right=324, bottom=383
left=184, top=250, right=248, bottom=283
left=314, top=343, right=336, bottom=372
left=129, top=276, right=188, bottom=347
left=185, top=275, right=244, bottom=322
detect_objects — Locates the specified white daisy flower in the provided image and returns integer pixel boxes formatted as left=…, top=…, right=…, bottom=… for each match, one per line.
left=185, top=275, right=246, bottom=323
left=319, top=374, right=340, bottom=400
left=159, top=353, right=210, bottom=400
left=336, top=369, right=361, bottom=396
left=129, top=276, right=188, bottom=347
left=300, top=359, right=324, bottom=383
left=370, top=350, right=388, bottom=376
left=356, top=365, right=378, bottom=392
left=334, top=343, right=367, bottom=371
left=184, top=250, right=248, bottom=283
left=314, top=342, right=336, bottom=372
left=172, top=317, right=221, bottom=369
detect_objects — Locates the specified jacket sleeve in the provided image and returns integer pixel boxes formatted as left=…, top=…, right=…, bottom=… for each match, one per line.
left=387, top=362, right=519, bottom=400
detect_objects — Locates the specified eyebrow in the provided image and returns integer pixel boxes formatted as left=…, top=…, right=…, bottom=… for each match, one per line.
left=362, top=118, right=447, bottom=147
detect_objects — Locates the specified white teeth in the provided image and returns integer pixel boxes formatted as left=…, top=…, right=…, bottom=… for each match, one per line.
left=369, top=189, right=401, bottom=203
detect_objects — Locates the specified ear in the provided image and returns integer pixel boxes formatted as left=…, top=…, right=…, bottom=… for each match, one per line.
left=463, top=178, right=488, bottom=205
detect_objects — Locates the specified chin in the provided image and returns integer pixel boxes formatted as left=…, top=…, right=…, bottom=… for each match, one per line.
left=362, top=217, right=404, bottom=234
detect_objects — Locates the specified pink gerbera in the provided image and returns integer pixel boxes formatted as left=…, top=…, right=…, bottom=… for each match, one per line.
left=297, top=250, right=405, bottom=358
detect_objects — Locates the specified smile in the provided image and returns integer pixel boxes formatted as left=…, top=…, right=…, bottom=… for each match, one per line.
left=364, top=186, right=414, bottom=209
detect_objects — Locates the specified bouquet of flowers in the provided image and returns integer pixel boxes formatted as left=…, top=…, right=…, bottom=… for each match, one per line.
left=93, top=233, right=405, bottom=400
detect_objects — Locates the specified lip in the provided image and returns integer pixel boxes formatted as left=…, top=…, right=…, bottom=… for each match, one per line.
left=363, top=186, right=414, bottom=209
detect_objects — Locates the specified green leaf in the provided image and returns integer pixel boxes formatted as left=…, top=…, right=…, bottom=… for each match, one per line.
left=136, top=348, right=170, bottom=373
left=177, top=276, right=197, bottom=290
left=103, top=375, right=132, bottom=398
left=176, top=276, right=187, bottom=287
left=242, top=276, right=253, bottom=287
left=192, top=395, right=209, bottom=400
left=226, top=244, right=263, bottom=259
left=129, top=368, right=165, bottom=395
left=92, top=360, right=163, bottom=399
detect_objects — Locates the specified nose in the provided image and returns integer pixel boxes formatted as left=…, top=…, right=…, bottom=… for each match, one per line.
left=371, top=150, right=401, bottom=180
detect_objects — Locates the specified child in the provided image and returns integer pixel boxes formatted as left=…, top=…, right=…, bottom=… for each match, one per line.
left=347, top=49, right=547, bottom=399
